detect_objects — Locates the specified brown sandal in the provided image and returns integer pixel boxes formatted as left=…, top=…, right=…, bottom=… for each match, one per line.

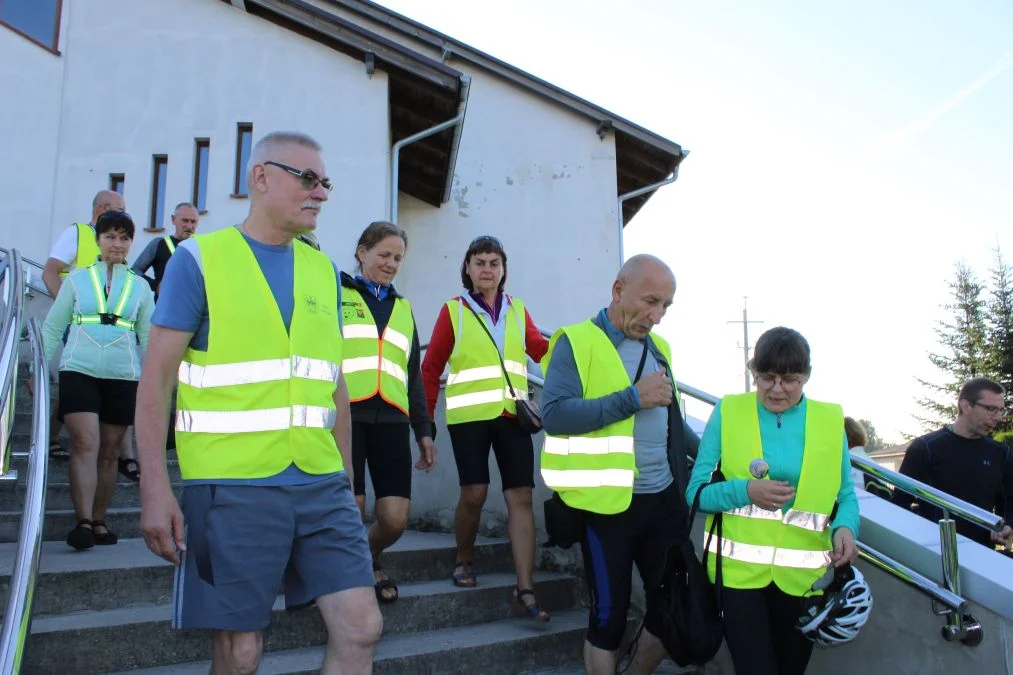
left=514, top=586, right=550, bottom=622
left=373, top=561, right=398, bottom=604
left=452, top=560, right=477, bottom=587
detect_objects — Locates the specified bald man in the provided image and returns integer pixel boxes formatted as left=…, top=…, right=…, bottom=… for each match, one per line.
left=540, top=255, right=698, bottom=675
left=43, top=189, right=126, bottom=297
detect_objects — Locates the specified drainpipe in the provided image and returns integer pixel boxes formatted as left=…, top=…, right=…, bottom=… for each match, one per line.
left=389, top=75, right=471, bottom=223
left=615, top=149, right=690, bottom=266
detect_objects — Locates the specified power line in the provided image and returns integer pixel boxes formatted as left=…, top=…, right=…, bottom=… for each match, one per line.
left=727, top=297, right=764, bottom=392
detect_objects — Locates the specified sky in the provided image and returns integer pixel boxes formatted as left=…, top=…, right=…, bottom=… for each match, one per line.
left=376, top=0, right=1013, bottom=442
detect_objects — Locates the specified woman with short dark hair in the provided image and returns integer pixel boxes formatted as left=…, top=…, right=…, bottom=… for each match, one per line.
left=340, top=220, right=436, bottom=604
left=686, top=326, right=860, bottom=675
left=43, top=211, right=154, bottom=550
left=421, top=235, right=551, bottom=620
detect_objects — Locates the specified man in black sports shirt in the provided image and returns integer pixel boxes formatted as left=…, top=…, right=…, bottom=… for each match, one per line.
left=132, top=202, right=199, bottom=299
left=894, top=378, right=1013, bottom=549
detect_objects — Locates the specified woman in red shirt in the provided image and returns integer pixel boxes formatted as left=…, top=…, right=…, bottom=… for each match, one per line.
left=422, top=235, right=550, bottom=621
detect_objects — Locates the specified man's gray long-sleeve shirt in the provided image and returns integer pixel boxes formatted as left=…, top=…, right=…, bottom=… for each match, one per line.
left=541, top=310, right=699, bottom=494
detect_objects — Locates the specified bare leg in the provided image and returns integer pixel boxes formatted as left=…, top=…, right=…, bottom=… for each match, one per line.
left=454, top=484, right=488, bottom=565
left=64, top=412, right=100, bottom=523
left=93, top=423, right=127, bottom=524
left=317, top=586, right=382, bottom=675
left=626, top=629, right=667, bottom=674
left=370, top=496, right=410, bottom=601
left=584, top=640, right=618, bottom=675
left=210, top=631, right=262, bottom=675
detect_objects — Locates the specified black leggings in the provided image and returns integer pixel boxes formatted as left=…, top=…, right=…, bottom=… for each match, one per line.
left=579, top=484, right=686, bottom=651
left=722, top=584, right=814, bottom=675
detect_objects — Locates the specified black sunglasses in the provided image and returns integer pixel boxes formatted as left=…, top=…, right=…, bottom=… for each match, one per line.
left=264, top=161, right=333, bottom=192
left=469, top=235, right=503, bottom=249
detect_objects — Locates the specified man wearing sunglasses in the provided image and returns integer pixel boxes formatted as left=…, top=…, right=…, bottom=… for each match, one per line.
left=894, top=377, right=1013, bottom=552
left=137, top=131, right=381, bottom=674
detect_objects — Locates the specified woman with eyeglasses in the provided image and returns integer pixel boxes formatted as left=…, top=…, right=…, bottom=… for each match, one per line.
left=42, top=211, right=155, bottom=550
left=340, top=221, right=436, bottom=604
left=685, top=326, right=860, bottom=675
left=421, top=235, right=551, bottom=621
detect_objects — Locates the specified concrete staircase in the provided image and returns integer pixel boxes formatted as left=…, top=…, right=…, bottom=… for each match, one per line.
left=1, top=368, right=591, bottom=673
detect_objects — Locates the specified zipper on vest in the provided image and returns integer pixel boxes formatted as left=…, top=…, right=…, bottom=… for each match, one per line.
left=776, top=412, right=782, bottom=429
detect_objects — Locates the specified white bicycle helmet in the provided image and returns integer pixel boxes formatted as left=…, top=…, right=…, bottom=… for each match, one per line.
left=797, top=564, right=873, bottom=647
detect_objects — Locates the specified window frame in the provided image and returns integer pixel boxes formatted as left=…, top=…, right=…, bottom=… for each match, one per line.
left=192, top=138, right=210, bottom=214
left=109, top=173, right=125, bottom=195
left=233, top=123, right=253, bottom=198
left=0, top=0, right=64, bottom=55
left=147, top=155, right=168, bottom=233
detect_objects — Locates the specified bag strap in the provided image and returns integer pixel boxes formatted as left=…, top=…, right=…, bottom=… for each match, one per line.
left=633, top=339, right=650, bottom=384
left=695, top=464, right=725, bottom=617
left=464, top=300, right=520, bottom=400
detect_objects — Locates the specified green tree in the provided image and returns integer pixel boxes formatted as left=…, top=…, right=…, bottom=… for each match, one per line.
left=916, top=261, right=989, bottom=430
left=858, top=418, right=886, bottom=452
left=984, top=246, right=1013, bottom=434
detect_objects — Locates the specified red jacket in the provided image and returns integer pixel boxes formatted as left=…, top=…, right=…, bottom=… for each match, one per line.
left=421, top=294, right=549, bottom=419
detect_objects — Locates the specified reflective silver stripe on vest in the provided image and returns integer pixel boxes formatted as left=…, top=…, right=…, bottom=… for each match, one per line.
left=176, top=406, right=336, bottom=433
left=343, top=356, right=381, bottom=375
left=541, top=468, right=635, bottom=488
left=543, top=435, right=634, bottom=456
left=342, top=324, right=380, bottom=340
left=380, top=358, right=408, bottom=386
left=384, top=328, right=410, bottom=353
left=447, top=361, right=527, bottom=386
left=704, top=535, right=832, bottom=569
left=446, top=388, right=524, bottom=410
left=180, top=357, right=339, bottom=388
left=725, top=504, right=831, bottom=532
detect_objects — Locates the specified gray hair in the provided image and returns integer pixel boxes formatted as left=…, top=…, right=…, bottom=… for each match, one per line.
left=173, top=202, right=196, bottom=214
left=246, top=131, right=323, bottom=192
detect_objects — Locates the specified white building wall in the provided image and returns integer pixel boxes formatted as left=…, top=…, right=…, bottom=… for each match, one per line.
left=397, top=72, right=619, bottom=342
left=0, top=7, right=70, bottom=262
left=2, top=0, right=389, bottom=266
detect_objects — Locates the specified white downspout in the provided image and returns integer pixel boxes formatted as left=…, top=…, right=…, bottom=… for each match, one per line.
left=615, top=150, right=689, bottom=266
left=388, top=75, right=471, bottom=224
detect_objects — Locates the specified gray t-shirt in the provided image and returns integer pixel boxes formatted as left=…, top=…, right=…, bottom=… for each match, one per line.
left=617, top=339, right=673, bottom=493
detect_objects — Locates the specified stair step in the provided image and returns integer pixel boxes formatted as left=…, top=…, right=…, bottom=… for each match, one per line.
left=8, top=457, right=182, bottom=486
left=0, top=532, right=518, bottom=614
left=0, top=482, right=182, bottom=511
left=106, top=609, right=587, bottom=675
left=24, top=572, right=582, bottom=674
left=0, top=507, right=144, bottom=543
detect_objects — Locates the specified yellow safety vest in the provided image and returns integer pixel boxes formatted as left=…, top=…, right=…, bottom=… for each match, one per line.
left=164, top=236, right=177, bottom=255
left=444, top=296, right=530, bottom=425
left=705, top=393, right=843, bottom=596
left=72, top=264, right=139, bottom=330
left=58, top=223, right=101, bottom=278
left=341, top=286, right=414, bottom=415
left=540, top=319, right=678, bottom=515
left=175, top=227, right=344, bottom=480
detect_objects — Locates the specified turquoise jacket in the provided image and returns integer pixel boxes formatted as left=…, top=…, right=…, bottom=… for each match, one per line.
left=43, top=263, right=154, bottom=381
left=686, top=396, right=860, bottom=537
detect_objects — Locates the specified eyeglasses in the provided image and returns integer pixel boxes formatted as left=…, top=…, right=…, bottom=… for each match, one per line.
left=469, top=235, right=503, bottom=249
left=754, top=373, right=806, bottom=389
left=264, top=161, right=333, bottom=192
left=970, top=400, right=1008, bottom=418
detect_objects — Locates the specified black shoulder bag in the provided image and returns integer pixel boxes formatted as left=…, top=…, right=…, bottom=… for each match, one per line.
left=464, top=302, right=542, bottom=434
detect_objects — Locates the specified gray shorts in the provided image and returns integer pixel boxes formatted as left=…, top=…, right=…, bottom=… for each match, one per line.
left=172, top=474, right=373, bottom=632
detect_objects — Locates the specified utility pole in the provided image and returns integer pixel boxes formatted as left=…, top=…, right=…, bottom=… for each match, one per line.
left=727, top=297, right=763, bottom=392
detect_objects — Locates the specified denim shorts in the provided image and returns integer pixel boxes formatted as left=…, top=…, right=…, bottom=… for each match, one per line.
left=172, top=473, right=373, bottom=631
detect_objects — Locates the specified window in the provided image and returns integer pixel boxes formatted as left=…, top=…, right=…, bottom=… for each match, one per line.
left=0, top=0, right=62, bottom=52
left=234, top=123, right=253, bottom=197
left=109, top=174, right=125, bottom=195
left=192, top=138, right=210, bottom=213
left=148, top=155, right=168, bottom=232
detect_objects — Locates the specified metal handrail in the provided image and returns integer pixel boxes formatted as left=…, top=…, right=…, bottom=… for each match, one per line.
left=0, top=251, right=26, bottom=481
left=0, top=247, right=51, bottom=298
left=857, top=541, right=965, bottom=614
left=0, top=317, right=50, bottom=674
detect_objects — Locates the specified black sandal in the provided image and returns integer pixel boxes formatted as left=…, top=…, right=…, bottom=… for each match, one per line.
left=373, top=561, right=398, bottom=604
left=513, top=586, right=550, bottom=622
left=118, top=458, right=140, bottom=482
left=49, top=441, right=70, bottom=460
left=67, top=519, right=95, bottom=550
left=452, top=560, right=477, bottom=588
left=92, top=520, right=118, bottom=546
